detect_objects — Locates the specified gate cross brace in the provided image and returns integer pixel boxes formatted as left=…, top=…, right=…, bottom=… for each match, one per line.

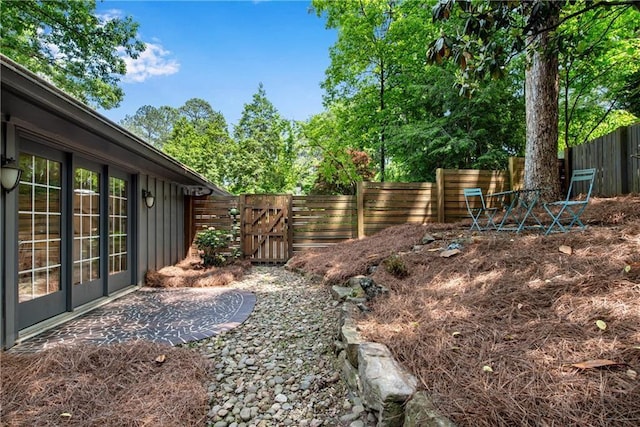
left=247, top=210, right=285, bottom=256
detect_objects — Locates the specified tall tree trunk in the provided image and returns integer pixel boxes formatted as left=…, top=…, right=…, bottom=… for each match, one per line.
left=379, top=61, right=386, bottom=182
left=524, top=13, right=561, bottom=200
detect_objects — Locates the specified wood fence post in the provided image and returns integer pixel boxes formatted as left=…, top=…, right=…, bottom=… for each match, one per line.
left=357, top=181, right=365, bottom=239
left=239, top=194, right=247, bottom=259
left=563, top=147, right=572, bottom=195
left=287, top=195, right=294, bottom=260
left=436, top=168, right=445, bottom=223
left=508, top=157, right=516, bottom=191
left=620, top=126, right=629, bottom=194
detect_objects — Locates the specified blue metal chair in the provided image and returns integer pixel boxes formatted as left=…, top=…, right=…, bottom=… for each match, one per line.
left=463, top=188, right=498, bottom=231
left=543, top=168, right=596, bottom=235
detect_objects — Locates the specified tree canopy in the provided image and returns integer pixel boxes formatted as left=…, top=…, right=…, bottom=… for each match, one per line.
left=1, top=0, right=145, bottom=109
left=117, top=0, right=639, bottom=196
left=427, top=0, right=639, bottom=197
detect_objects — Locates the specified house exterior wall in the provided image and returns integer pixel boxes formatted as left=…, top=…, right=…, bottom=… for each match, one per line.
left=138, top=174, right=185, bottom=276
left=1, top=58, right=215, bottom=350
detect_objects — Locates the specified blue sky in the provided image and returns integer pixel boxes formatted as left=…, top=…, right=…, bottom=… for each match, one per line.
left=96, top=1, right=336, bottom=128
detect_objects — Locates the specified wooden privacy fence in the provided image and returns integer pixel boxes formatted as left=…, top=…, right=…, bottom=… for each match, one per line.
left=185, top=159, right=524, bottom=262
left=568, top=124, right=640, bottom=196
left=185, top=125, right=640, bottom=262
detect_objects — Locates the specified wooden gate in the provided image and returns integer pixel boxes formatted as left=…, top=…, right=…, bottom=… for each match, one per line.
left=241, top=194, right=292, bottom=263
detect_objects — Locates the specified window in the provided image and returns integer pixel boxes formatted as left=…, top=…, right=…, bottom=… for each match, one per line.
left=17, top=154, right=62, bottom=302
left=73, top=168, right=100, bottom=285
left=109, top=177, right=128, bottom=274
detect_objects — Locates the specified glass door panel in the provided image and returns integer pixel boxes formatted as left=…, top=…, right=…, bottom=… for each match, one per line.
left=72, top=165, right=103, bottom=307
left=107, top=175, right=131, bottom=292
left=17, top=151, right=66, bottom=329
left=17, top=155, right=62, bottom=302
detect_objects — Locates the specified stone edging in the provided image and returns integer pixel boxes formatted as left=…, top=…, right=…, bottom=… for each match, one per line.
left=332, top=281, right=456, bottom=427
left=284, top=262, right=457, bottom=426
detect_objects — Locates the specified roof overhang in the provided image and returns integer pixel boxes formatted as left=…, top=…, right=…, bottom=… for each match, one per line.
left=0, top=55, right=229, bottom=196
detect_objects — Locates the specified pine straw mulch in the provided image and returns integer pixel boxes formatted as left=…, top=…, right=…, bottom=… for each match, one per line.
left=0, top=341, right=209, bottom=426
left=287, top=195, right=640, bottom=427
left=145, top=256, right=252, bottom=288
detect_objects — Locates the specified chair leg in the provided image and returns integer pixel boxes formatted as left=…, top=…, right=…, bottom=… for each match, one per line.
left=485, top=211, right=498, bottom=230
left=469, top=210, right=483, bottom=231
left=544, top=205, right=569, bottom=235
left=566, top=204, right=588, bottom=230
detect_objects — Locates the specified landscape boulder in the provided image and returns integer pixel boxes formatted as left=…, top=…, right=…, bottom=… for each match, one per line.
left=404, top=391, right=456, bottom=427
left=349, top=276, right=389, bottom=301
left=358, top=343, right=418, bottom=427
left=341, top=317, right=365, bottom=367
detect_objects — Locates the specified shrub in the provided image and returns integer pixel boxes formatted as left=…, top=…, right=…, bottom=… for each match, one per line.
left=194, top=227, right=235, bottom=267
left=383, top=253, right=409, bottom=278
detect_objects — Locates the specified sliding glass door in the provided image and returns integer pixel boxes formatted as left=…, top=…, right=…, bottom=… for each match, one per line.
left=16, top=138, right=134, bottom=329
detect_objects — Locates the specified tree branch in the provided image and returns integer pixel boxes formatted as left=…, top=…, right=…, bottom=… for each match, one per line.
left=578, top=95, right=621, bottom=146
left=528, top=2, right=633, bottom=37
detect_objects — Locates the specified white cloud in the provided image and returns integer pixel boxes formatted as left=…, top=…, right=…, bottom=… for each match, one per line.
left=96, top=9, right=124, bottom=23
left=121, top=42, right=180, bottom=83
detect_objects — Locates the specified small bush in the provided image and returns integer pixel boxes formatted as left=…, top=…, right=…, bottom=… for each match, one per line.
left=383, top=254, right=409, bottom=278
left=194, top=227, right=236, bottom=267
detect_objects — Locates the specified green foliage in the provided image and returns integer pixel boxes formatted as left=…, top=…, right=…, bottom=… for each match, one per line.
left=120, top=105, right=178, bottom=149
left=386, top=65, right=525, bottom=181
left=163, top=113, right=232, bottom=185
left=312, top=148, right=374, bottom=195
left=383, top=254, right=408, bottom=279
left=620, top=70, right=640, bottom=117
left=557, top=6, right=640, bottom=148
left=312, top=0, right=426, bottom=181
left=427, top=0, right=639, bottom=196
left=227, top=84, right=304, bottom=194
left=312, top=0, right=525, bottom=183
left=179, top=98, right=218, bottom=132
left=302, top=109, right=374, bottom=194
left=1, top=0, right=145, bottom=109
left=194, top=227, right=237, bottom=267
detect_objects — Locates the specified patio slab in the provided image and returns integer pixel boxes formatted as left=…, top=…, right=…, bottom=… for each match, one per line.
left=10, top=287, right=256, bottom=353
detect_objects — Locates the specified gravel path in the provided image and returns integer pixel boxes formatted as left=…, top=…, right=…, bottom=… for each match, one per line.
left=190, top=266, right=375, bottom=427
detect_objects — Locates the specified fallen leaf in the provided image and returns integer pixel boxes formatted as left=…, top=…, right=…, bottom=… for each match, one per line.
left=482, top=365, right=494, bottom=372
left=155, top=354, right=166, bottom=363
left=559, top=245, right=572, bottom=255
left=517, top=303, right=523, bottom=309
left=570, top=359, right=624, bottom=369
left=452, top=331, right=462, bottom=338
left=440, top=249, right=461, bottom=258
left=627, top=369, right=637, bottom=380
left=60, top=413, right=72, bottom=418
left=596, top=320, right=607, bottom=330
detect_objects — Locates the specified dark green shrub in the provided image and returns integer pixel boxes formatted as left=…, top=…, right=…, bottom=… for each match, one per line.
left=383, top=254, right=409, bottom=278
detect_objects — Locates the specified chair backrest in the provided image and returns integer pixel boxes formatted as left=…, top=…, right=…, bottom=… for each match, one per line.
left=463, top=188, right=486, bottom=209
left=565, top=168, right=596, bottom=202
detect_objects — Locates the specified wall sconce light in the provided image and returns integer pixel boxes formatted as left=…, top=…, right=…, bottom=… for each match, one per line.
left=1, top=155, right=23, bottom=192
left=142, top=189, right=155, bottom=208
